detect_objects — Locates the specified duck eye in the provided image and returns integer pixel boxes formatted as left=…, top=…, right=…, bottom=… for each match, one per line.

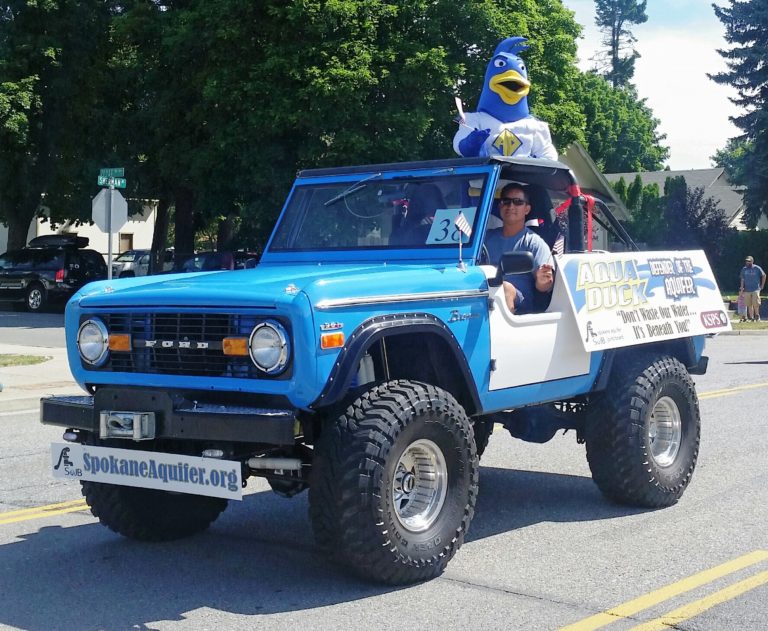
left=520, top=64, right=526, bottom=72
left=493, top=58, right=506, bottom=68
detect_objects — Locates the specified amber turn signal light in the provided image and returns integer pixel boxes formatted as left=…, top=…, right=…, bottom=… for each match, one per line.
left=320, top=332, right=345, bottom=349
left=223, top=337, right=249, bottom=356
left=108, top=334, right=131, bottom=352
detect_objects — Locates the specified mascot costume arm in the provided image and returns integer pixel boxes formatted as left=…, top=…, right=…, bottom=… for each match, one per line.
left=453, top=37, right=557, bottom=160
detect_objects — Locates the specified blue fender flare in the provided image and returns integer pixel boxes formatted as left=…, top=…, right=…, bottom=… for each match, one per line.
left=312, top=312, right=482, bottom=414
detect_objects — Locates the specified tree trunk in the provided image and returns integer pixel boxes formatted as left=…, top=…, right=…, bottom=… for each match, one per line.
left=6, top=208, right=36, bottom=251
left=173, top=187, right=195, bottom=258
left=150, top=199, right=170, bottom=274
left=216, top=211, right=238, bottom=251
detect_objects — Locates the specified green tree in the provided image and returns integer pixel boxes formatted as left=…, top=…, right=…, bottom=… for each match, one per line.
left=618, top=175, right=729, bottom=259
left=0, top=0, right=666, bottom=252
left=626, top=173, right=643, bottom=210
left=593, top=0, right=648, bottom=88
left=153, top=0, right=587, bottom=249
left=0, top=1, right=114, bottom=251
left=710, top=1, right=768, bottom=228
left=573, top=71, right=667, bottom=172
left=711, top=137, right=751, bottom=188
left=661, top=177, right=730, bottom=260
left=616, top=175, right=664, bottom=245
left=612, top=176, right=628, bottom=202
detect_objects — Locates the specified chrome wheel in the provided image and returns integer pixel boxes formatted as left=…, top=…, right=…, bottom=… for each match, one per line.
left=27, top=287, right=43, bottom=311
left=648, top=396, right=682, bottom=468
left=392, top=438, right=447, bottom=532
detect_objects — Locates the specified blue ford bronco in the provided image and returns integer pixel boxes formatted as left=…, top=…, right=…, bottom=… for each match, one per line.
left=42, top=156, right=730, bottom=584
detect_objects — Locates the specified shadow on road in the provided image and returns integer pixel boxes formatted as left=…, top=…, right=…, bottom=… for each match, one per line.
left=468, top=466, right=647, bottom=543
left=0, top=309, right=64, bottom=329
left=0, top=465, right=649, bottom=629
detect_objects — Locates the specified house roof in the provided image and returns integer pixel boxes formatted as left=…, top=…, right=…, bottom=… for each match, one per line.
left=603, top=168, right=746, bottom=228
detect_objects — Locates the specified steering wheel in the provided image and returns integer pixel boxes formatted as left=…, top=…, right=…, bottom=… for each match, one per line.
left=479, top=244, right=491, bottom=265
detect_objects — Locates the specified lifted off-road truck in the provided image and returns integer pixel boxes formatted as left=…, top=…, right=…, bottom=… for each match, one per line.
left=43, top=156, right=730, bottom=584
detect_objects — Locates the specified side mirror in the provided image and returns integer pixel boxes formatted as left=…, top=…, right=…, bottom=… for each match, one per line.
left=488, top=251, right=534, bottom=287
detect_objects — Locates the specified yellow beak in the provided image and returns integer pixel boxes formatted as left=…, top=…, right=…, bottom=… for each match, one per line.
left=489, top=70, right=531, bottom=105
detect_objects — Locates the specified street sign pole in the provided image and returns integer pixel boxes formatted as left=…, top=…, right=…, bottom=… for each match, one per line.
left=96, top=168, right=127, bottom=280
left=107, top=183, right=113, bottom=280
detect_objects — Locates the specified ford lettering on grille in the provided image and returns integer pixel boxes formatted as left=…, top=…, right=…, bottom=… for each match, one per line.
left=141, top=340, right=213, bottom=350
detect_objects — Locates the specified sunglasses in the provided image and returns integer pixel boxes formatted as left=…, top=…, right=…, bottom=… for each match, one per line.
left=499, top=197, right=528, bottom=207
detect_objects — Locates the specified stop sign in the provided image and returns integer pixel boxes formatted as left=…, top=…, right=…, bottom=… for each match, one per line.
left=92, top=188, right=128, bottom=232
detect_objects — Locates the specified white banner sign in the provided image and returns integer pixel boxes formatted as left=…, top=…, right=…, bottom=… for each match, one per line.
left=558, top=250, right=731, bottom=352
left=51, top=443, right=242, bottom=500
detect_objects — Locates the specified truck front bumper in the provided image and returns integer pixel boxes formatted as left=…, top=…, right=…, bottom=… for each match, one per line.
left=41, top=387, right=297, bottom=445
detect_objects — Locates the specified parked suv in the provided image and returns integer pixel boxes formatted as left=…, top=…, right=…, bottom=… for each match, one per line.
left=41, top=156, right=730, bottom=584
left=0, top=235, right=107, bottom=311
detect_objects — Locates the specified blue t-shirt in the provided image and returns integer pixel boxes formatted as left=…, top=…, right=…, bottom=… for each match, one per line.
left=485, top=227, right=552, bottom=313
left=740, top=264, right=765, bottom=292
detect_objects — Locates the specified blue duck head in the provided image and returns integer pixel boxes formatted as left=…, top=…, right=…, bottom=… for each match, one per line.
left=477, top=37, right=531, bottom=122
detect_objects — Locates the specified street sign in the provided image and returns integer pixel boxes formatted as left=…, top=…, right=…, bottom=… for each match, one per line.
left=93, top=187, right=128, bottom=280
left=97, top=175, right=127, bottom=189
left=99, top=167, right=124, bottom=178
left=92, top=188, right=128, bottom=232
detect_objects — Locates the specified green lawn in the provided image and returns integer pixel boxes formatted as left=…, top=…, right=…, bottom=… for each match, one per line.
left=722, top=293, right=768, bottom=330
left=730, top=317, right=768, bottom=331
left=0, top=354, right=51, bottom=367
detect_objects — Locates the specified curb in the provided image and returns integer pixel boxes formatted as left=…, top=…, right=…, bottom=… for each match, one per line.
left=720, top=329, right=768, bottom=336
left=0, top=390, right=85, bottom=414
left=0, top=398, right=44, bottom=414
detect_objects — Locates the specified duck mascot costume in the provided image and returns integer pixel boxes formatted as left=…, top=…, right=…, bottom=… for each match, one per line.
left=453, top=37, right=557, bottom=160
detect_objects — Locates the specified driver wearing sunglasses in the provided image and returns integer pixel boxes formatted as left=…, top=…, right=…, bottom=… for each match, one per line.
left=485, top=183, right=554, bottom=314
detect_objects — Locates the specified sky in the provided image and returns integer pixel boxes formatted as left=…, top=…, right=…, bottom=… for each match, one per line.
left=562, top=0, right=742, bottom=171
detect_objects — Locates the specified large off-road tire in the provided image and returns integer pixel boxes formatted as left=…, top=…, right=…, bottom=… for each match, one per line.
left=309, top=380, right=478, bottom=585
left=81, top=481, right=228, bottom=541
left=585, top=354, right=700, bottom=508
left=472, top=416, right=494, bottom=458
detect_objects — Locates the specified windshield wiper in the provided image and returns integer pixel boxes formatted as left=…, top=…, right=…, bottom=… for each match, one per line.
left=323, top=172, right=382, bottom=207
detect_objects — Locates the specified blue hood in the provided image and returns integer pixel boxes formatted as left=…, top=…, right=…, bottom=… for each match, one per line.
left=73, top=262, right=484, bottom=310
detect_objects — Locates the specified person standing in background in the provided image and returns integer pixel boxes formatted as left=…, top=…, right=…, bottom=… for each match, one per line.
left=739, top=255, right=766, bottom=321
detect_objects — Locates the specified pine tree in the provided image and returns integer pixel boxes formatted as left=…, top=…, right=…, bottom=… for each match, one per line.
left=710, top=1, right=768, bottom=228
left=593, top=0, right=648, bottom=88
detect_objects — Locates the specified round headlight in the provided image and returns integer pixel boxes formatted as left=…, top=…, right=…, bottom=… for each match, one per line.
left=249, top=321, right=290, bottom=375
left=77, top=319, right=109, bottom=366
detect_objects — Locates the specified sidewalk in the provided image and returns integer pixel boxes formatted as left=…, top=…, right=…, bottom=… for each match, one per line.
left=0, top=343, right=84, bottom=413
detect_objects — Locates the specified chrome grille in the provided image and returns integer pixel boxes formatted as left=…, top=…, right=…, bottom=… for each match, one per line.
left=100, top=313, right=262, bottom=378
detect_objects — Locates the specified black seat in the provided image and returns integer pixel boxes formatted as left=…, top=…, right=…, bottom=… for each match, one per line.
left=390, top=183, right=446, bottom=246
left=523, top=185, right=562, bottom=251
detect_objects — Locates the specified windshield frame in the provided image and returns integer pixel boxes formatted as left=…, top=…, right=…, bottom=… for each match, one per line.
left=261, top=163, right=499, bottom=265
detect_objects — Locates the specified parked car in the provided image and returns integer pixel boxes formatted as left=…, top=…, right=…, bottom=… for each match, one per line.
left=111, top=249, right=174, bottom=277
left=168, top=250, right=259, bottom=273
left=112, top=249, right=150, bottom=278
left=0, top=234, right=107, bottom=312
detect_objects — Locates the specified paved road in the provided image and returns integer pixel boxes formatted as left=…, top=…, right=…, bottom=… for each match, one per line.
left=0, top=331, right=766, bottom=629
left=0, top=308, right=66, bottom=348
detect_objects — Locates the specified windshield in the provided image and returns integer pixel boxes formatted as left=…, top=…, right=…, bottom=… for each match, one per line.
left=270, top=172, right=489, bottom=252
left=0, top=250, right=64, bottom=270
left=115, top=251, right=144, bottom=262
